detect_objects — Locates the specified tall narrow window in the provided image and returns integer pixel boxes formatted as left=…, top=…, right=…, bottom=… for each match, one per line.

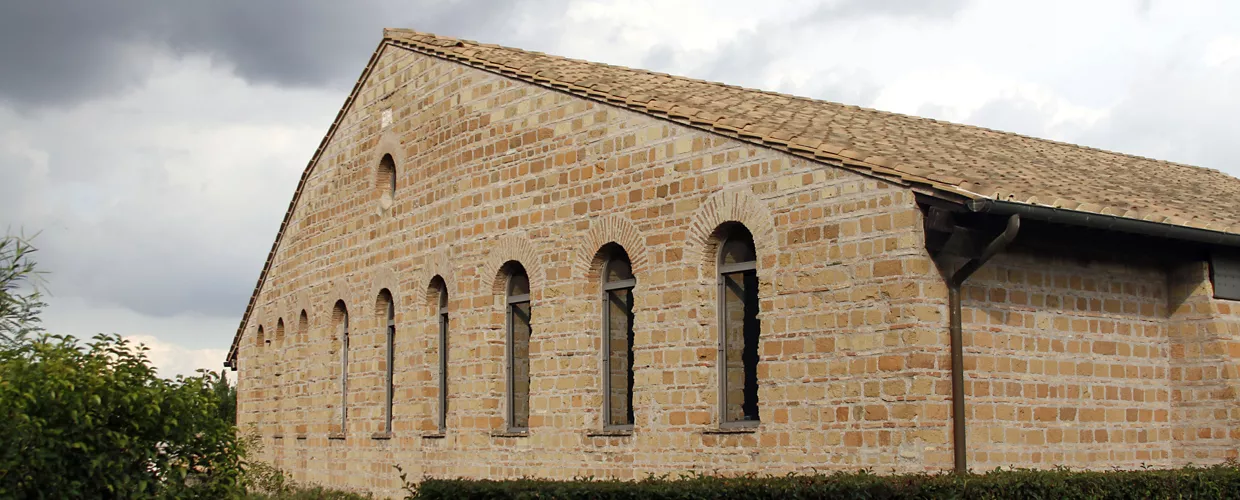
left=334, top=301, right=350, bottom=433
left=430, top=277, right=449, bottom=433
left=601, top=246, right=636, bottom=428
left=377, top=290, right=396, bottom=433
left=297, top=310, right=308, bottom=433
left=505, top=264, right=531, bottom=432
left=256, top=325, right=265, bottom=348
left=274, top=318, right=286, bottom=431
left=717, top=224, right=760, bottom=425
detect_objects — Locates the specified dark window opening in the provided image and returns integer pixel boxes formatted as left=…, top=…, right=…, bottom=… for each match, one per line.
left=601, top=245, right=636, bottom=428
left=505, top=264, right=531, bottom=432
left=431, top=276, right=449, bottom=433
left=378, top=290, right=395, bottom=433
left=333, top=301, right=350, bottom=432
left=717, top=225, right=760, bottom=424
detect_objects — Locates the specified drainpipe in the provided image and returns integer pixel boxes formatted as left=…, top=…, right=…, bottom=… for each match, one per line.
left=947, top=214, right=1020, bottom=474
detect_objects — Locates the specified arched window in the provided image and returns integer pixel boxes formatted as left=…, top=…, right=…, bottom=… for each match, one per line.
left=333, top=300, right=350, bottom=433
left=256, top=325, right=265, bottom=348
left=296, top=309, right=309, bottom=434
left=504, top=263, right=531, bottom=432
left=377, top=154, right=396, bottom=206
left=600, top=245, right=636, bottom=428
left=717, top=224, right=760, bottom=425
left=297, top=310, right=309, bottom=344
left=274, top=318, right=286, bottom=424
left=376, top=290, right=396, bottom=433
left=430, top=276, right=449, bottom=433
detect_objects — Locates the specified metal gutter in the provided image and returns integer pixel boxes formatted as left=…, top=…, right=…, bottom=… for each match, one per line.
left=967, top=199, right=1240, bottom=248
left=947, top=214, right=1020, bottom=473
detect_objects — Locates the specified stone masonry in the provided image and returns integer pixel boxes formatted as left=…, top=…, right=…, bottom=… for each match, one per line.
left=233, top=41, right=1240, bottom=497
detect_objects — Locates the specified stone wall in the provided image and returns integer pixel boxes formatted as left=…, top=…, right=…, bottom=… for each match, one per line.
left=959, top=251, right=1173, bottom=467
left=236, top=43, right=945, bottom=495
left=233, top=42, right=1240, bottom=497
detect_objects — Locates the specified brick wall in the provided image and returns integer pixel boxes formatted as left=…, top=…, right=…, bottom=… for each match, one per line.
left=234, top=43, right=1240, bottom=497
left=959, top=251, right=1173, bottom=467
left=236, top=44, right=945, bottom=495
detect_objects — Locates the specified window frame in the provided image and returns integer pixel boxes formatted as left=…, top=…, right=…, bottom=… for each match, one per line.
left=601, top=253, right=636, bottom=431
left=383, top=293, right=396, bottom=433
left=505, top=267, right=531, bottom=433
left=337, top=304, right=350, bottom=433
left=435, top=280, right=449, bottom=433
left=716, top=230, right=761, bottom=428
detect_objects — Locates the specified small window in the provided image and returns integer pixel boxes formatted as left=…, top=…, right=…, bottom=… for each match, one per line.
left=377, top=290, right=396, bottom=433
left=430, top=276, right=449, bottom=433
left=333, top=301, right=350, bottom=432
left=600, top=245, right=636, bottom=428
left=716, top=224, right=760, bottom=425
left=256, top=325, right=265, bottom=348
left=297, top=310, right=308, bottom=344
left=275, top=318, right=285, bottom=347
left=505, top=263, right=532, bottom=432
left=377, top=154, right=396, bottom=207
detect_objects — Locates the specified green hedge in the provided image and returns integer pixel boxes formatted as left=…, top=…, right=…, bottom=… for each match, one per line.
left=414, top=465, right=1240, bottom=499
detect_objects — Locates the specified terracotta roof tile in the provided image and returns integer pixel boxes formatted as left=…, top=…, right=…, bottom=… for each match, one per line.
left=417, top=27, right=1240, bottom=232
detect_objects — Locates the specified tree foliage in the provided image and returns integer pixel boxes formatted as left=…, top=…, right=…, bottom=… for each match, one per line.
left=0, top=233, right=46, bottom=345
left=0, top=334, right=246, bottom=498
left=211, top=366, right=238, bottom=426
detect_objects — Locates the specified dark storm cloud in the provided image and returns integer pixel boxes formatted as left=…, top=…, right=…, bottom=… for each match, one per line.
left=0, top=0, right=568, bottom=107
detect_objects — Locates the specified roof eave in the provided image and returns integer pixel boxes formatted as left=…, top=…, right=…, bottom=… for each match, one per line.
left=967, top=198, right=1240, bottom=249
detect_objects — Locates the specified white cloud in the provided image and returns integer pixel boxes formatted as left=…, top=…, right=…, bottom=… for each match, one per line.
left=124, top=334, right=229, bottom=379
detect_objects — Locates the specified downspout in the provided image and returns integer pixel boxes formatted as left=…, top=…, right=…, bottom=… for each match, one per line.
left=948, top=214, right=1020, bottom=473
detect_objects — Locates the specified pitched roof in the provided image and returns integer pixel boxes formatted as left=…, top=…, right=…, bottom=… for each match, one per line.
left=225, top=29, right=1240, bottom=366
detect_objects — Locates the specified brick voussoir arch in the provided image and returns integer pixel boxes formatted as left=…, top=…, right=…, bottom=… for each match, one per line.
left=371, top=130, right=402, bottom=190
left=283, top=289, right=311, bottom=338
left=480, top=234, right=545, bottom=299
left=415, top=249, right=458, bottom=306
left=368, top=265, right=401, bottom=316
left=574, top=214, right=650, bottom=281
left=326, top=278, right=356, bottom=338
left=687, top=189, right=779, bottom=283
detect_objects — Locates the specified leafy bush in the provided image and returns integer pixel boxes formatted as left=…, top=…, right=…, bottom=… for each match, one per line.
left=413, top=465, right=1240, bottom=499
left=0, top=233, right=46, bottom=345
left=0, top=334, right=245, bottom=498
left=244, top=485, right=374, bottom=500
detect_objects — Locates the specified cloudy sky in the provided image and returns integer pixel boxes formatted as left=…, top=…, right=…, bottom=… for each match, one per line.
left=2, top=0, right=1238, bottom=377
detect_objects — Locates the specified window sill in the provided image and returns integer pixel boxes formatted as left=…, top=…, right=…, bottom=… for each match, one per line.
left=327, top=432, right=347, bottom=440
left=422, top=432, right=447, bottom=439
left=702, top=425, right=759, bottom=435
left=295, top=434, right=307, bottom=440
left=586, top=428, right=634, bottom=437
left=489, top=430, right=529, bottom=438
left=370, top=432, right=393, bottom=440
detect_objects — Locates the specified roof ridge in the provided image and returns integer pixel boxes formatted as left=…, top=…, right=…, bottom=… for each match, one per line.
left=385, top=28, right=1230, bottom=183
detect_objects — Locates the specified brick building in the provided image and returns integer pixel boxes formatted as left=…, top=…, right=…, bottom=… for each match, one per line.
left=225, top=29, right=1240, bottom=496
